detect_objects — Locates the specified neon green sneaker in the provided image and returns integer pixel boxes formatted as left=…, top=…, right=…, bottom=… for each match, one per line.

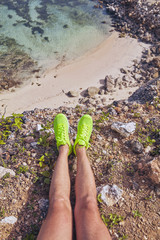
left=54, top=113, right=72, bottom=155
left=73, top=114, right=93, bottom=155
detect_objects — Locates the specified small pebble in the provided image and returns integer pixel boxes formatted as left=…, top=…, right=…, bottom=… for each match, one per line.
left=102, top=150, right=107, bottom=154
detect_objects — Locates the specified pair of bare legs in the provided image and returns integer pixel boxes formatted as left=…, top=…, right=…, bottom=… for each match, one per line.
left=37, top=144, right=112, bottom=240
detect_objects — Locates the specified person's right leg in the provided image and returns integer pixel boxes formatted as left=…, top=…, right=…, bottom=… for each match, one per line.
left=74, top=147, right=112, bottom=240
left=73, top=114, right=112, bottom=240
left=37, top=114, right=72, bottom=240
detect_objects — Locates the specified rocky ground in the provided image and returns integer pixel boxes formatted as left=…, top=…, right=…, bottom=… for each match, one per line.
left=0, top=77, right=160, bottom=240
left=95, top=0, right=160, bottom=44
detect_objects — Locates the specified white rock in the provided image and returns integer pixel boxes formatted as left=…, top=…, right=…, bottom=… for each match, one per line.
left=0, top=216, right=17, bottom=224
left=68, top=90, right=79, bottom=97
left=22, top=162, right=27, bottom=166
left=8, top=133, right=15, bottom=140
left=31, top=142, right=38, bottom=147
left=43, top=128, right=54, bottom=134
left=113, top=138, right=118, bottom=143
left=145, top=146, right=152, bottom=153
left=102, top=150, right=107, bottom=155
left=31, top=153, right=37, bottom=158
left=100, top=184, right=123, bottom=206
left=36, top=124, right=43, bottom=131
left=12, top=199, right=17, bottom=204
left=111, top=121, right=136, bottom=137
left=88, top=87, right=99, bottom=97
left=100, top=90, right=105, bottom=95
left=106, top=6, right=116, bottom=13
left=0, top=166, right=15, bottom=179
left=96, top=158, right=102, bottom=163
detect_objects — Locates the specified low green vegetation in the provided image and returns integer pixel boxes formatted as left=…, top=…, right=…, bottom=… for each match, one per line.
left=133, top=112, right=141, bottom=118
left=136, top=110, right=160, bottom=155
left=16, top=165, right=29, bottom=174
left=126, top=162, right=134, bottom=175
left=75, top=105, right=83, bottom=113
left=38, top=155, right=45, bottom=168
left=95, top=112, right=109, bottom=130
left=145, top=195, right=152, bottom=200
left=119, top=234, right=128, bottom=240
left=101, top=213, right=124, bottom=228
left=153, top=96, right=160, bottom=109
left=37, top=121, right=53, bottom=147
left=2, top=172, right=10, bottom=179
left=40, top=170, right=50, bottom=185
left=0, top=157, right=7, bottom=168
left=97, top=193, right=103, bottom=203
left=132, top=210, right=142, bottom=218
left=0, top=207, right=5, bottom=218
left=24, top=233, right=35, bottom=240
left=0, top=113, right=23, bottom=145
left=38, top=152, right=52, bottom=168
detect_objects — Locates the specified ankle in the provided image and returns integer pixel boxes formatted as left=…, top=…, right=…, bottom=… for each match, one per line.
left=59, top=144, right=69, bottom=155
left=76, top=145, right=86, bottom=155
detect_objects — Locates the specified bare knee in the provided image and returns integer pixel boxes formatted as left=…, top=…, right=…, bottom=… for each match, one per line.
left=48, top=198, right=71, bottom=218
left=75, top=196, right=98, bottom=216
left=37, top=198, right=72, bottom=240
left=74, top=197, right=111, bottom=240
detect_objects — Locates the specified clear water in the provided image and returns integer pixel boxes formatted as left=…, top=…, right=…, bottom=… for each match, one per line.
left=0, top=0, right=111, bottom=70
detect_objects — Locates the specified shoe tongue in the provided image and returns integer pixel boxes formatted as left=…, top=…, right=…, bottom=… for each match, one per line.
left=78, top=139, right=85, bottom=146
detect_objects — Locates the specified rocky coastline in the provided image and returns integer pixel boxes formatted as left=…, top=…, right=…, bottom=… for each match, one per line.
left=101, top=0, right=160, bottom=44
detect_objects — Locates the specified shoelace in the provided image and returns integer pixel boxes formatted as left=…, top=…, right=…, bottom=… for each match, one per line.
left=79, top=124, right=89, bottom=142
left=57, top=124, right=66, bottom=141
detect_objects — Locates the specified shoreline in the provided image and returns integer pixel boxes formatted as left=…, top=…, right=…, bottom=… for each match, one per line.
left=0, top=31, right=149, bottom=117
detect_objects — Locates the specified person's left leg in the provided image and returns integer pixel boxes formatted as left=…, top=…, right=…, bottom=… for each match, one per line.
left=37, top=113, right=73, bottom=240
left=37, top=145, right=72, bottom=240
left=73, top=115, right=111, bottom=240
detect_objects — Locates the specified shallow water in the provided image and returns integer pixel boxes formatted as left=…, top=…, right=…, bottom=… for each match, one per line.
left=0, top=0, right=111, bottom=86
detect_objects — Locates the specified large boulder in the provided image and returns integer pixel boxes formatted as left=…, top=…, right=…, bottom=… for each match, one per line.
left=87, top=87, right=99, bottom=97
left=105, top=75, right=115, bottom=92
left=111, top=121, right=136, bottom=137
left=100, top=184, right=123, bottom=206
left=0, top=216, right=17, bottom=224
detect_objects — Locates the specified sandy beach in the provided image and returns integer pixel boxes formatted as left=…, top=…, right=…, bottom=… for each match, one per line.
left=0, top=31, right=148, bottom=116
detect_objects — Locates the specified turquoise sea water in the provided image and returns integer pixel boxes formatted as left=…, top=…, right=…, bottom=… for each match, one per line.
left=0, top=0, right=111, bottom=83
